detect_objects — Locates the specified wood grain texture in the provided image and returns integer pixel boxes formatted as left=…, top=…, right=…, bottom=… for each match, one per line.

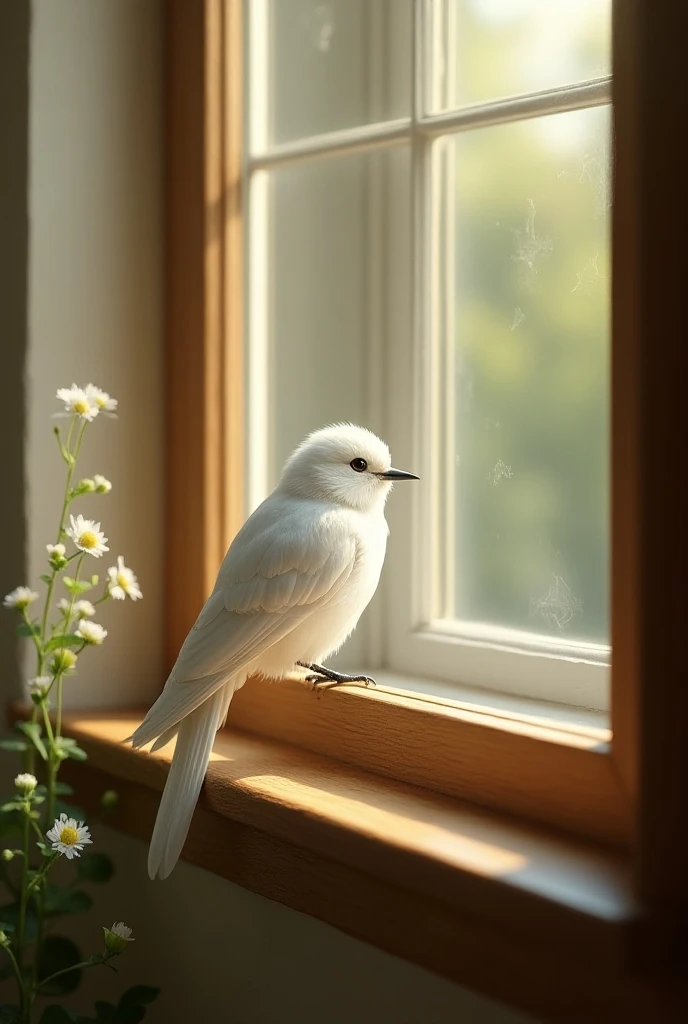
left=610, top=0, right=688, bottom=913
left=230, top=674, right=628, bottom=847
left=53, top=709, right=687, bottom=1024
left=165, top=0, right=243, bottom=669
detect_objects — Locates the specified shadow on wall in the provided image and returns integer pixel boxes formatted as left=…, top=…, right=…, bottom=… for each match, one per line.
left=0, top=2, right=29, bottom=714
left=35, top=824, right=535, bottom=1024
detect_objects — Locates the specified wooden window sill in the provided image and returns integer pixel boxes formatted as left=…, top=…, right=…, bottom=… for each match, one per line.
left=38, top=706, right=686, bottom=1022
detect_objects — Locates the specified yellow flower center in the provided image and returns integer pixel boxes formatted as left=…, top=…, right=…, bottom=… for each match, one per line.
left=59, top=826, right=79, bottom=846
left=79, top=531, right=98, bottom=549
left=95, top=396, right=107, bottom=408
left=117, top=573, right=129, bottom=589
left=73, top=400, right=89, bottom=415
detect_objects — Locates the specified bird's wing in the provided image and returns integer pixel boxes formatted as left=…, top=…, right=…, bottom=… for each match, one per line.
left=178, top=514, right=358, bottom=683
left=131, top=508, right=358, bottom=747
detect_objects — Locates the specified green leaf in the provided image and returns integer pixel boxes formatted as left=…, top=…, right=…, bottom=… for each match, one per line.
left=53, top=738, right=88, bottom=764
left=16, top=622, right=40, bottom=638
left=93, top=1004, right=116, bottom=1023
left=44, top=884, right=94, bottom=916
left=118, top=989, right=159, bottom=1012
left=54, top=782, right=75, bottom=796
left=0, top=802, right=23, bottom=813
left=0, top=903, right=38, bottom=942
left=57, top=742, right=87, bottom=763
left=0, top=1005, right=21, bottom=1024
left=40, top=574, right=54, bottom=585
left=16, top=722, right=48, bottom=761
left=45, top=635, right=82, bottom=653
left=0, top=738, right=28, bottom=753
left=39, top=1008, right=80, bottom=1024
left=38, top=935, right=83, bottom=995
left=77, top=853, right=114, bottom=884
left=63, top=578, right=92, bottom=595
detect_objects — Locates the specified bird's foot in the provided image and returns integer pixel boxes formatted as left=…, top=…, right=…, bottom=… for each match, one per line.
left=297, top=661, right=376, bottom=688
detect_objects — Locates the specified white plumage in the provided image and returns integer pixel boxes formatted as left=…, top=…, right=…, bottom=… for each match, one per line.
left=132, top=423, right=417, bottom=878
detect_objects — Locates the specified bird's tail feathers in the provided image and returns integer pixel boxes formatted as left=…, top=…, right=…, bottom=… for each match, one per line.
left=131, top=670, right=228, bottom=750
left=148, top=680, right=236, bottom=753
left=147, top=687, right=226, bottom=880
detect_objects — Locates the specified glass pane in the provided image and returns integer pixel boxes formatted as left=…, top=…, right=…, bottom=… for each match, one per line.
left=258, top=0, right=412, bottom=147
left=430, top=0, right=611, bottom=111
left=250, top=147, right=411, bottom=669
left=261, top=146, right=411, bottom=489
left=446, top=105, right=611, bottom=643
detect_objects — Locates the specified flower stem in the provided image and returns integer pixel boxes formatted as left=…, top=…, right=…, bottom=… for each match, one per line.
left=37, top=954, right=111, bottom=990
left=15, top=805, right=30, bottom=969
left=38, top=418, right=87, bottom=674
left=1, top=941, right=23, bottom=990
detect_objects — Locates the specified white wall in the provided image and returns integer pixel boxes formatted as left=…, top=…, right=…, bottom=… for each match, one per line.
left=27, top=0, right=165, bottom=710
left=17, top=2, right=537, bottom=1022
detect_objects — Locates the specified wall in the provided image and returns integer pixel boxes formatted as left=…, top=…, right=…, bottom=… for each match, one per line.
left=27, top=0, right=165, bottom=710
left=0, top=1, right=535, bottom=1021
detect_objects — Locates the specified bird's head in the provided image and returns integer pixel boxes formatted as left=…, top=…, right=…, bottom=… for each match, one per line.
left=279, top=423, right=418, bottom=513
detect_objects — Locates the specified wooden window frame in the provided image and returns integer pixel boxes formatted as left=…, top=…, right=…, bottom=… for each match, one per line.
left=49, top=0, right=685, bottom=1017
left=165, top=0, right=633, bottom=852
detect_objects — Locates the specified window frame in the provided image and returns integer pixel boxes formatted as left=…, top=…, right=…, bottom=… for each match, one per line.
left=245, top=2, right=614, bottom=709
left=164, top=0, right=688, bottom=923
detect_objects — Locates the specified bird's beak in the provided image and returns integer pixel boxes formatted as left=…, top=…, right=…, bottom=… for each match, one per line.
left=376, top=468, right=419, bottom=481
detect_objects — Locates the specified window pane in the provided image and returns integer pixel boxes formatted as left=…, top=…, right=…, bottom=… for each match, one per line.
left=445, top=105, right=610, bottom=644
left=257, top=147, right=411, bottom=491
left=429, top=0, right=611, bottom=112
left=248, top=147, right=411, bottom=669
left=257, top=0, right=412, bottom=147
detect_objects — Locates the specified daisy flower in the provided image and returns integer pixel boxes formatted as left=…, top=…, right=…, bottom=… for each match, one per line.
left=93, top=474, right=112, bottom=493
left=46, top=813, right=92, bottom=859
left=56, top=384, right=99, bottom=421
left=27, top=675, right=51, bottom=694
left=66, top=514, right=109, bottom=557
left=103, top=921, right=134, bottom=955
left=3, top=586, right=39, bottom=610
left=58, top=598, right=96, bottom=619
left=85, top=384, right=118, bottom=414
left=76, top=619, right=107, bottom=644
left=107, top=556, right=142, bottom=601
left=47, top=543, right=66, bottom=558
left=14, top=773, right=37, bottom=794
left=50, top=648, right=77, bottom=674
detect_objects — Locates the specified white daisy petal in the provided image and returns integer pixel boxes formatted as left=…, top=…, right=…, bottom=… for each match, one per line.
left=66, top=514, right=109, bottom=558
left=27, top=675, right=51, bottom=694
left=58, top=598, right=96, bottom=619
left=56, top=384, right=99, bottom=421
left=103, top=921, right=134, bottom=954
left=14, top=773, right=38, bottom=794
left=85, top=384, right=118, bottom=414
left=46, top=813, right=92, bottom=858
left=76, top=619, right=107, bottom=644
left=93, top=475, right=112, bottom=494
left=3, top=586, right=39, bottom=610
left=106, top=556, right=142, bottom=601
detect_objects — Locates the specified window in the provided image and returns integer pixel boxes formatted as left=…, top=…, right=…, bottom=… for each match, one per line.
left=124, top=0, right=688, bottom=1008
left=244, top=0, right=612, bottom=712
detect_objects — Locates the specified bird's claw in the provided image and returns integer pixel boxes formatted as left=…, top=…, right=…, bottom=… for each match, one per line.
left=305, top=672, right=376, bottom=689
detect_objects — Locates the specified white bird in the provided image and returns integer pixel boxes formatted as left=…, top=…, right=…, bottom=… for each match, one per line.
left=132, top=423, right=418, bottom=879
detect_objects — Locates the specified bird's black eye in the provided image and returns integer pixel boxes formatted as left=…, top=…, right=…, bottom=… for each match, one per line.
left=350, top=458, right=368, bottom=473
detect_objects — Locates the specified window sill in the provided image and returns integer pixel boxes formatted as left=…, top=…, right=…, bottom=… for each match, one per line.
left=40, top=706, right=686, bottom=1021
